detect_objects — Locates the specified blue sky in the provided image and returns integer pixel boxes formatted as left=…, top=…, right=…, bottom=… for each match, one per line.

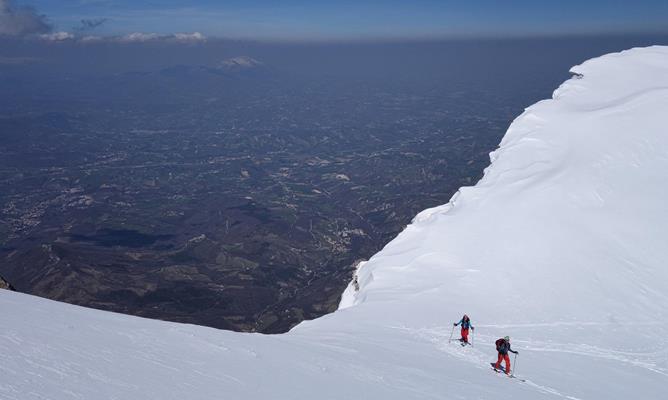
left=20, top=0, right=668, bottom=40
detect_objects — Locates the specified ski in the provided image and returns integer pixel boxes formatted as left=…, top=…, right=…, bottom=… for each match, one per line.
left=490, top=363, right=526, bottom=382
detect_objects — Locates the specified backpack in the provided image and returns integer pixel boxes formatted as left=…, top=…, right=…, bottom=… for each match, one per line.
left=495, top=338, right=507, bottom=352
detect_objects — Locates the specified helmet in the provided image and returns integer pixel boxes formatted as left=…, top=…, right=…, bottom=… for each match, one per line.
left=504, top=336, right=510, bottom=341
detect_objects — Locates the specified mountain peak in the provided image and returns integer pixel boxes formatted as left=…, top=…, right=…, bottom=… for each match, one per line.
left=219, top=56, right=263, bottom=69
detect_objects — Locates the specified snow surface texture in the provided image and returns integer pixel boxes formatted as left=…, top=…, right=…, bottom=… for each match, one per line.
left=3, top=46, right=668, bottom=400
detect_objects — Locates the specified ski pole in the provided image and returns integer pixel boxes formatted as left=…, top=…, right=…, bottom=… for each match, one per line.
left=512, top=352, right=518, bottom=377
left=448, top=325, right=455, bottom=343
left=471, top=329, right=474, bottom=347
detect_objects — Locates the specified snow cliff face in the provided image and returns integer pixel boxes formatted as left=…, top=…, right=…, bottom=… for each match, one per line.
left=2, top=46, right=668, bottom=400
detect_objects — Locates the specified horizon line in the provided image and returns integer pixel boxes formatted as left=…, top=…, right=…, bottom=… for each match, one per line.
left=5, top=29, right=668, bottom=46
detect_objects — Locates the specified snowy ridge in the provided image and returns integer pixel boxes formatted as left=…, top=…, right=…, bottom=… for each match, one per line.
left=341, top=45, right=668, bottom=323
left=2, top=46, right=668, bottom=399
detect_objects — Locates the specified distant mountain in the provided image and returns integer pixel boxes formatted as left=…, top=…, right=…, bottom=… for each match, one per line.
left=218, top=56, right=263, bottom=70
left=102, top=56, right=275, bottom=102
left=155, top=56, right=267, bottom=79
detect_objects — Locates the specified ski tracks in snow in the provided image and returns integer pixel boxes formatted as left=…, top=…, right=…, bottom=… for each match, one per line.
left=520, top=340, right=668, bottom=378
left=399, top=326, right=585, bottom=400
left=476, top=321, right=668, bottom=379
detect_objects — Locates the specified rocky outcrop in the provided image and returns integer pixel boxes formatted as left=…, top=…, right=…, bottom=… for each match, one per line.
left=0, top=275, right=15, bottom=291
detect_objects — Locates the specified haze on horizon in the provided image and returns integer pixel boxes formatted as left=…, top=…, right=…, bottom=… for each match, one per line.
left=4, top=0, right=668, bottom=41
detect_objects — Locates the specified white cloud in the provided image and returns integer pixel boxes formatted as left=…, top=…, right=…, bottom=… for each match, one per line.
left=172, top=32, right=206, bottom=42
left=105, top=32, right=207, bottom=43
left=79, top=35, right=104, bottom=43
left=30, top=30, right=207, bottom=45
left=117, top=32, right=161, bottom=42
left=39, top=31, right=75, bottom=42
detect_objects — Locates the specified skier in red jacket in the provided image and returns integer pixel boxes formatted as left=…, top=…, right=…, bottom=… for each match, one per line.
left=494, top=336, right=518, bottom=374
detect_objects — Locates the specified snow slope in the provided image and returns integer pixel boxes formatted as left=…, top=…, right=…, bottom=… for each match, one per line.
left=2, top=46, right=668, bottom=400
